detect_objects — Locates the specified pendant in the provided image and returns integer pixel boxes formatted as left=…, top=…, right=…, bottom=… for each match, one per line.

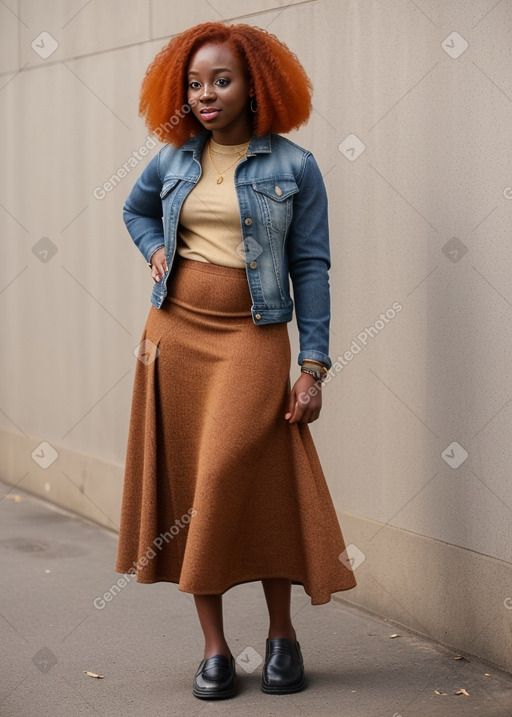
left=216, top=176, right=223, bottom=184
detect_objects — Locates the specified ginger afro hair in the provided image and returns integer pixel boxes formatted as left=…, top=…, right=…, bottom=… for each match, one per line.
left=138, top=21, right=313, bottom=146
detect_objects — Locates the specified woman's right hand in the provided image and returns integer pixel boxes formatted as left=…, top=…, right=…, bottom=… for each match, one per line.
left=149, top=247, right=168, bottom=282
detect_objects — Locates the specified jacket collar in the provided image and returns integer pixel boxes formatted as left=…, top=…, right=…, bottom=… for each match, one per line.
left=179, top=129, right=272, bottom=157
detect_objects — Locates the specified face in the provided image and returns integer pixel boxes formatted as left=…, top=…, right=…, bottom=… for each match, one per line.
left=187, top=42, right=254, bottom=145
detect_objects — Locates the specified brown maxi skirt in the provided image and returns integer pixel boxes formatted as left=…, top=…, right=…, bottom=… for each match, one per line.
left=115, top=255, right=357, bottom=605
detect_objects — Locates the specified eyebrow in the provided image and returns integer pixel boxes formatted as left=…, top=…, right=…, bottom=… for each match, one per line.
left=188, top=68, right=233, bottom=75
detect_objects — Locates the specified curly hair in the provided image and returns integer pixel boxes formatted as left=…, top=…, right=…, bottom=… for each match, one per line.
left=138, top=21, right=313, bottom=146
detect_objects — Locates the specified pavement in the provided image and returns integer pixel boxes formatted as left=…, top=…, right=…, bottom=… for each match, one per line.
left=1, top=480, right=512, bottom=717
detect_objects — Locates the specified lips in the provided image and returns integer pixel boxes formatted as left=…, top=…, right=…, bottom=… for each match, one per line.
left=200, top=108, right=221, bottom=121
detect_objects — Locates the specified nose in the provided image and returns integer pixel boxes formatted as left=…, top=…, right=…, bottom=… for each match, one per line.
left=200, top=83, right=215, bottom=101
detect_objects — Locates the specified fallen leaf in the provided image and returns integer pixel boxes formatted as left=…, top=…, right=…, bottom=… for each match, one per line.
left=454, top=655, right=469, bottom=661
left=4, top=494, right=23, bottom=502
left=484, top=673, right=490, bottom=677
left=84, top=671, right=104, bottom=679
left=435, top=690, right=448, bottom=695
left=455, top=688, right=469, bottom=696
left=389, top=633, right=401, bottom=638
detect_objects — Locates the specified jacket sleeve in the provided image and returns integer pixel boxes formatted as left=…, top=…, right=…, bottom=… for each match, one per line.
left=122, top=151, right=165, bottom=265
left=286, top=152, right=332, bottom=369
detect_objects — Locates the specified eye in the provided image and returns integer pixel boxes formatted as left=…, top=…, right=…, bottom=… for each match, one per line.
left=188, top=81, right=201, bottom=90
left=215, top=78, right=230, bottom=87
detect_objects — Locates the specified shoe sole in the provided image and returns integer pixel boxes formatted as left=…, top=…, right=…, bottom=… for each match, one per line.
left=193, top=684, right=237, bottom=700
left=261, top=677, right=306, bottom=695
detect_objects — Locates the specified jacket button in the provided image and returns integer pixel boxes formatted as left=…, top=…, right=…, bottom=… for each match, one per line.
left=249, top=261, right=257, bottom=269
left=274, top=185, right=283, bottom=196
left=244, top=218, right=253, bottom=225
left=255, top=313, right=262, bottom=320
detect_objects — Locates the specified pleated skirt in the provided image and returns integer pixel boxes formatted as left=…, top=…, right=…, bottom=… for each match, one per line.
left=114, top=255, right=357, bottom=605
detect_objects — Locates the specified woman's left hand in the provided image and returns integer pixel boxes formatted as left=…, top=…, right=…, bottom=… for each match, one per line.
left=285, top=372, right=322, bottom=424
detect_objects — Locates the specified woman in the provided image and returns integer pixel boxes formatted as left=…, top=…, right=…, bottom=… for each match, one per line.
left=115, top=21, right=356, bottom=700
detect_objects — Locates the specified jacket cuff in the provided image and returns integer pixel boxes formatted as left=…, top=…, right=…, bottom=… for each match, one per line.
left=298, top=350, right=331, bottom=370
left=146, top=243, right=165, bottom=266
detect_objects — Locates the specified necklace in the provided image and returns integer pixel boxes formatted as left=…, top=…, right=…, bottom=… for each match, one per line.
left=207, top=139, right=248, bottom=184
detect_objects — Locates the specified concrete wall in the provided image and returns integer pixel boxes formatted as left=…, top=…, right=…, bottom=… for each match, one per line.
left=2, top=0, right=512, bottom=673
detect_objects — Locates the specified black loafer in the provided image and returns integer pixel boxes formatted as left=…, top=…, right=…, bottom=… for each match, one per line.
left=261, top=638, right=306, bottom=694
left=193, top=653, right=237, bottom=700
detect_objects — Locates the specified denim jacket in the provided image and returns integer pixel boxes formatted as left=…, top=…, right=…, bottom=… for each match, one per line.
left=123, top=129, right=332, bottom=368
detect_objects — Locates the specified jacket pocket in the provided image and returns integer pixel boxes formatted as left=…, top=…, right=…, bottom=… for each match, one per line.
left=252, top=178, right=299, bottom=232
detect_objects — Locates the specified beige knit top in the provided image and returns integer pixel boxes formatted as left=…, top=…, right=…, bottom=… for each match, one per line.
left=176, top=137, right=250, bottom=268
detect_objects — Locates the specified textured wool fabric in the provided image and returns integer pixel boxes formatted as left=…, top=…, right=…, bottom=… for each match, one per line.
left=115, top=257, right=357, bottom=605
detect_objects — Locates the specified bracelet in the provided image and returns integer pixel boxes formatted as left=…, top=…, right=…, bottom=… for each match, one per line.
left=301, top=366, right=325, bottom=381
left=301, top=359, right=327, bottom=368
